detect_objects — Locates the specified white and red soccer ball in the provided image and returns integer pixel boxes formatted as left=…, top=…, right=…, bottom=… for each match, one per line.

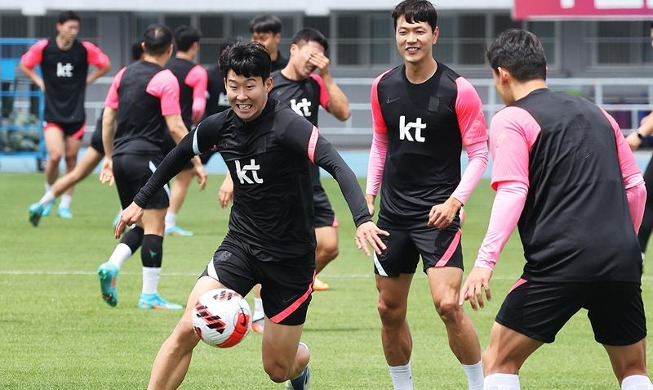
left=192, top=288, right=251, bottom=348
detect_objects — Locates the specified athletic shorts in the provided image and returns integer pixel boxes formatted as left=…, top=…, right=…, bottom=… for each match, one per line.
left=200, top=236, right=315, bottom=326
left=163, top=131, right=193, bottom=170
left=313, top=187, right=337, bottom=228
left=44, top=121, right=85, bottom=140
left=373, top=225, right=463, bottom=277
left=89, top=126, right=104, bottom=154
left=496, top=279, right=647, bottom=345
left=112, top=154, right=170, bottom=210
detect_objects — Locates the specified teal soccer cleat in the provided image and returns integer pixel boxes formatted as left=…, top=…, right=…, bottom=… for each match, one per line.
left=97, top=262, right=119, bottom=307
left=57, top=207, right=73, bottom=219
left=165, top=225, right=194, bottom=237
left=28, top=203, right=44, bottom=227
left=137, top=293, right=183, bottom=310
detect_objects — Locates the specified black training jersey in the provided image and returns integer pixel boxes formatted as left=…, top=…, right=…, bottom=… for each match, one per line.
left=166, top=57, right=195, bottom=128
left=21, top=39, right=108, bottom=124
left=204, top=63, right=230, bottom=117
left=512, top=89, right=641, bottom=282
left=372, top=63, right=485, bottom=229
left=107, top=61, right=180, bottom=156
left=271, top=54, right=288, bottom=72
left=270, top=71, right=330, bottom=192
left=134, top=99, right=371, bottom=260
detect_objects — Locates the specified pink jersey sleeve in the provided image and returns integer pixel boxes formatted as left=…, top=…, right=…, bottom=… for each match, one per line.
left=103, top=67, right=126, bottom=109
left=370, top=72, right=389, bottom=135
left=82, top=41, right=110, bottom=69
left=187, top=65, right=208, bottom=117
left=600, top=108, right=641, bottom=180
left=475, top=180, right=529, bottom=269
left=451, top=141, right=488, bottom=204
left=455, top=77, right=488, bottom=146
left=147, top=69, right=181, bottom=116
left=489, top=106, right=541, bottom=190
left=600, top=108, right=647, bottom=231
left=365, top=130, right=388, bottom=196
left=20, top=40, right=49, bottom=69
left=365, top=72, right=391, bottom=196
left=309, top=74, right=330, bottom=109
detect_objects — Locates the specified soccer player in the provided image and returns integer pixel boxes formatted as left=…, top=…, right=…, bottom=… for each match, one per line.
left=114, top=41, right=387, bottom=390
left=460, top=29, right=651, bottom=390
left=20, top=10, right=111, bottom=219
left=97, top=24, right=207, bottom=310
left=250, top=14, right=288, bottom=72
left=27, top=41, right=144, bottom=227
left=229, top=27, right=351, bottom=333
left=162, top=25, right=209, bottom=237
left=365, top=1, right=488, bottom=389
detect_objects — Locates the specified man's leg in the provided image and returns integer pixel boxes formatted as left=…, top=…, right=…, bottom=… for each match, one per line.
left=427, top=267, right=483, bottom=389
left=138, top=208, right=182, bottom=309
left=376, top=273, right=414, bottom=389
left=57, top=135, right=82, bottom=218
left=604, top=339, right=652, bottom=388
left=261, top=319, right=309, bottom=384
left=148, top=276, right=223, bottom=390
left=165, top=168, right=194, bottom=236
left=314, top=225, right=338, bottom=291
left=483, top=322, right=543, bottom=390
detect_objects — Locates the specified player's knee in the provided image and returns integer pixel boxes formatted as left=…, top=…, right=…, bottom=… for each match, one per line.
left=377, top=300, right=406, bottom=325
left=263, top=360, right=293, bottom=383
left=48, top=151, right=63, bottom=162
left=318, top=244, right=339, bottom=263
left=433, top=298, right=462, bottom=323
left=64, top=154, right=77, bottom=167
left=482, top=348, right=520, bottom=374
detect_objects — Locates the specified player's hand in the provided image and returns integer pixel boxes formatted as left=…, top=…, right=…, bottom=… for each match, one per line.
left=218, top=174, right=234, bottom=209
left=99, top=158, right=114, bottom=186
left=355, top=221, right=389, bottom=256
left=35, top=79, right=45, bottom=92
left=459, top=266, right=493, bottom=311
left=427, top=197, right=462, bottom=230
left=365, top=194, right=376, bottom=217
left=114, top=202, right=143, bottom=239
left=308, top=52, right=330, bottom=75
left=194, top=165, right=208, bottom=190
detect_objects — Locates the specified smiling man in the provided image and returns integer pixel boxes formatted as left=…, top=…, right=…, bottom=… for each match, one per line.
left=365, top=0, right=488, bottom=389
left=115, top=41, right=389, bottom=390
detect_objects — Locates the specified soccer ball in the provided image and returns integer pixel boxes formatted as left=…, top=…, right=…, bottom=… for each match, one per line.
left=192, top=288, right=251, bottom=348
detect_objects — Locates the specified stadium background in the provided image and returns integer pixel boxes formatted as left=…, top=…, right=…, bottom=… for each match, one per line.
left=1, top=0, right=653, bottom=166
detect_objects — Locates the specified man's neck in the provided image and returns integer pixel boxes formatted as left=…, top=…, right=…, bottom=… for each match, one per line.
left=144, top=54, right=168, bottom=68
left=404, top=58, right=437, bottom=84
left=176, top=51, right=194, bottom=62
left=270, top=50, right=279, bottom=62
left=55, top=36, right=73, bottom=50
left=510, top=80, right=548, bottom=103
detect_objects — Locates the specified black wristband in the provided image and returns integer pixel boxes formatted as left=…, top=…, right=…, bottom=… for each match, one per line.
left=637, top=132, right=644, bottom=140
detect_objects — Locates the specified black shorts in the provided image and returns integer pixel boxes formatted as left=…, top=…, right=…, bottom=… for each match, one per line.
left=112, top=154, right=170, bottom=210
left=496, top=280, right=647, bottom=345
left=200, top=236, right=315, bottom=326
left=373, top=225, right=463, bottom=277
left=313, top=187, right=337, bottom=228
left=89, top=126, right=104, bottom=154
left=45, top=121, right=85, bottom=140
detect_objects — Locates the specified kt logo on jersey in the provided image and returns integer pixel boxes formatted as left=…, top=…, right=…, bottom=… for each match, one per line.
left=399, top=115, right=426, bottom=143
left=290, top=98, right=312, bottom=117
left=235, top=159, right=263, bottom=184
left=57, top=62, right=74, bottom=77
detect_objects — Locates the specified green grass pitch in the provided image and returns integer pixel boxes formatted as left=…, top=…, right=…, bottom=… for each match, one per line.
left=0, top=172, right=651, bottom=389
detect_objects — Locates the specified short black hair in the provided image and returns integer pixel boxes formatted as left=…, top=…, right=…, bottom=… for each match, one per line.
left=131, top=40, right=144, bottom=62
left=486, top=29, right=547, bottom=81
left=58, top=11, right=80, bottom=25
left=249, top=14, right=282, bottom=35
left=392, top=0, right=438, bottom=31
left=219, top=41, right=271, bottom=82
left=142, top=24, right=173, bottom=57
left=291, top=28, right=329, bottom=53
left=174, top=25, right=202, bottom=52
